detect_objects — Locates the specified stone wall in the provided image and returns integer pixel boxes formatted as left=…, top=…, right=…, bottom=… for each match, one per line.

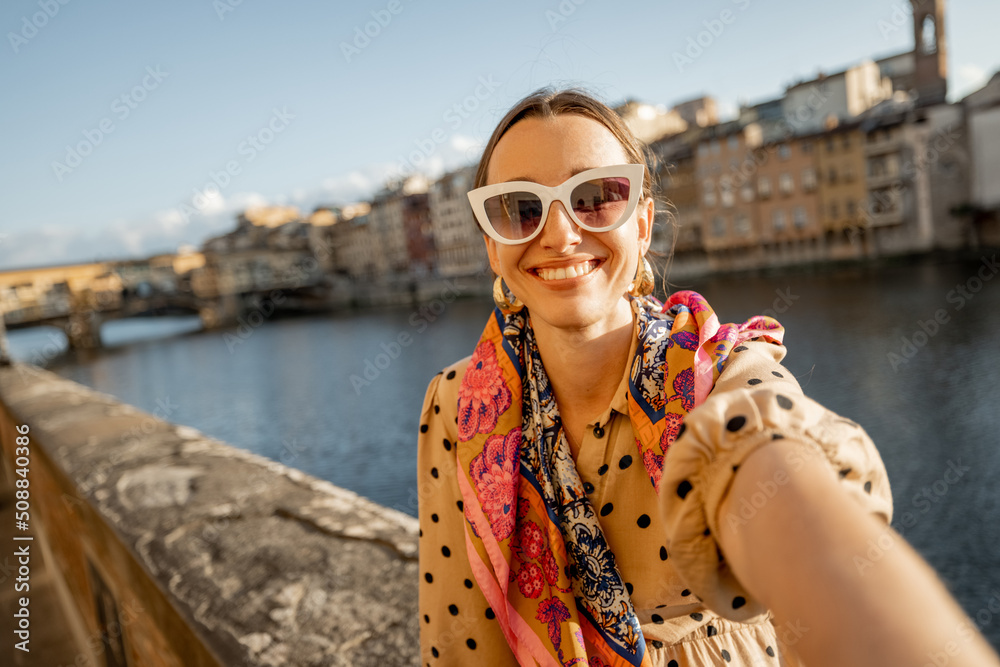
left=0, top=363, right=419, bottom=666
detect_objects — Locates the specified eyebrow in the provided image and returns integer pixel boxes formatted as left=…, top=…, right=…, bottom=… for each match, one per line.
left=501, top=165, right=598, bottom=184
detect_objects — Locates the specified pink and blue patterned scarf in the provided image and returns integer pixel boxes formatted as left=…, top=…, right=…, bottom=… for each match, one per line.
left=455, top=291, right=783, bottom=666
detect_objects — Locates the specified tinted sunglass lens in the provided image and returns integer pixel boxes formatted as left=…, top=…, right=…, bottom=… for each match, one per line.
left=484, top=192, right=544, bottom=240
left=570, top=177, right=630, bottom=227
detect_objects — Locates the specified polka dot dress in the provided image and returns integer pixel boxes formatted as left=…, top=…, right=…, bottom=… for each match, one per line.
left=417, top=339, right=892, bottom=665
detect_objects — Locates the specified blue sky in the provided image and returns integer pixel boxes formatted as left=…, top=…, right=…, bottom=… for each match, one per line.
left=1, top=0, right=997, bottom=270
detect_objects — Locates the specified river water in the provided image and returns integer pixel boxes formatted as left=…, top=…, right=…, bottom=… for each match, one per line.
left=8, top=254, right=1000, bottom=648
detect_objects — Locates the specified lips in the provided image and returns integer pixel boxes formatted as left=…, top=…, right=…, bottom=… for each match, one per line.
left=531, top=260, right=599, bottom=282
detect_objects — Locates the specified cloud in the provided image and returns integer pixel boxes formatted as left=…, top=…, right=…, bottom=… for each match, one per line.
left=449, top=134, right=484, bottom=155
left=0, top=213, right=235, bottom=270
left=0, top=142, right=485, bottom=269
left=321, top=164, right=397, bottom=203
left=226, top=191, right=269, bottom=211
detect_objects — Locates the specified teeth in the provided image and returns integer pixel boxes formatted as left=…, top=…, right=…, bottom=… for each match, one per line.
left=536, top=260, right=597, bottom=281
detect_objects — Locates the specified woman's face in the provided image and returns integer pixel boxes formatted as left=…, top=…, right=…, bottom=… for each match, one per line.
left=483, top=113, right=653, bottom=333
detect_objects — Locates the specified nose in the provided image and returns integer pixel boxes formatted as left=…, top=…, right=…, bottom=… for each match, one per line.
left=538, top=200, right=582, bottom=252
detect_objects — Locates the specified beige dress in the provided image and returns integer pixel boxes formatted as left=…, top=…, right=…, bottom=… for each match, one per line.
left=417, top=317, right=893, bottom=666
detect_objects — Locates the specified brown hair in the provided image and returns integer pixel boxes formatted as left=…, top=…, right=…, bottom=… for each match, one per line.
left=474, top=87, right=675, bottom=291
left=474, top=87, right=653, bottom=198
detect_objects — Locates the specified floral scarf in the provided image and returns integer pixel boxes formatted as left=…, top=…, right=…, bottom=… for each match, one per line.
left=455, top=291, right=783, bottom=666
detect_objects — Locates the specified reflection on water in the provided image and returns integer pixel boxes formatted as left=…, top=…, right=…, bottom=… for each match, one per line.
left=12, top=256, right=1000, bottom=647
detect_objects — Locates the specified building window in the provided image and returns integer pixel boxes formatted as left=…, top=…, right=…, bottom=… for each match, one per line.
left=829, top=202, right=839, bottom=220
left=772, top=209, right=786, bottom=231
left=826, top=137, right=835, bottom=152
left=887, top=155, right=900, bottom=176
left=735, top=214, right=751, bottom=236
left=702, top=180, right=716, bottom=207
left=711, top=140, right=721, bottom=155
left=741, top=183, right=755, bottom=202
left=846, top=199, right=857, bottom=219
left=828, top=167, right=838, bottom=184
left=777, top=143, right=791, bottom=160
left=758, top=176, right=772, bottom=199
left=801, top=140, right=813, bottom=153
left=802, top=167, right=817, bottom=192
left=842, top=134, right=851, bottom=149
left=779, top=173, right=794, bottom=195
left=794, top=206, right=808, bottom=228
left=712, top=216, right=726, bottom=237
left=843, top=165, right=855, bottom=182
left=727, top=135, right=739, bottom=152
left=719, top=176, right=734, bottom=208
left=921, top=15, right=937, bottom=55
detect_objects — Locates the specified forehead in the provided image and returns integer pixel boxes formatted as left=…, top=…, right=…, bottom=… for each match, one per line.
left=486, top=114, right=630, bottom=186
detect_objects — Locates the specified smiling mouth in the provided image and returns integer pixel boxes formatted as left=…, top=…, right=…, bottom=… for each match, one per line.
left=531, top=260, right=600, bottom=282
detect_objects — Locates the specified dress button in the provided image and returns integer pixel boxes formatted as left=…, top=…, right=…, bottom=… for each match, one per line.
left=593, top=425, right=605, bottom=438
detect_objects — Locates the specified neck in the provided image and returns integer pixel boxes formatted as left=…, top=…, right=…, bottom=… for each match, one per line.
left=530, top=297, right=636, bottom=423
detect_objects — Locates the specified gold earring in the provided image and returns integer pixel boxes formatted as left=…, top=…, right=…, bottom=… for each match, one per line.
left=628, top=255, right=655, bottom=297
left=493, top=276, right=524, bottom=313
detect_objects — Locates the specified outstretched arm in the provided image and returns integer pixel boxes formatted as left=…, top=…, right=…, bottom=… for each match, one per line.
left=717, top=437, right=999, bottom=667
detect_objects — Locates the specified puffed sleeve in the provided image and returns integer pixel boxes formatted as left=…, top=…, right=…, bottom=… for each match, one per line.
left=417, top=359, right=518, bottom=665
left=657, top=340, right=894, bottom=622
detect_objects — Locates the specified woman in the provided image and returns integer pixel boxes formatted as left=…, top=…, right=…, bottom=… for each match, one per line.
left=416, top=88, right=999, bottom=666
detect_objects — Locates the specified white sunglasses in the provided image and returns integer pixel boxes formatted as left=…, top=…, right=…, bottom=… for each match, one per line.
left=467, top=163, right=645, bottom=245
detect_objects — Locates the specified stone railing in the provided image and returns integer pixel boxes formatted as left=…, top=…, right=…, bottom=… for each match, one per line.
left=0, top=363, right=419, bottom=666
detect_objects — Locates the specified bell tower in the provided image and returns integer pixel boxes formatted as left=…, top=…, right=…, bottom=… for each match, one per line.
left=911, top=0, right=948, bottom=106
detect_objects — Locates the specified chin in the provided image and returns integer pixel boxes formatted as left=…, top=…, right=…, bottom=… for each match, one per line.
left=527, top=298, right=615, bottom=331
